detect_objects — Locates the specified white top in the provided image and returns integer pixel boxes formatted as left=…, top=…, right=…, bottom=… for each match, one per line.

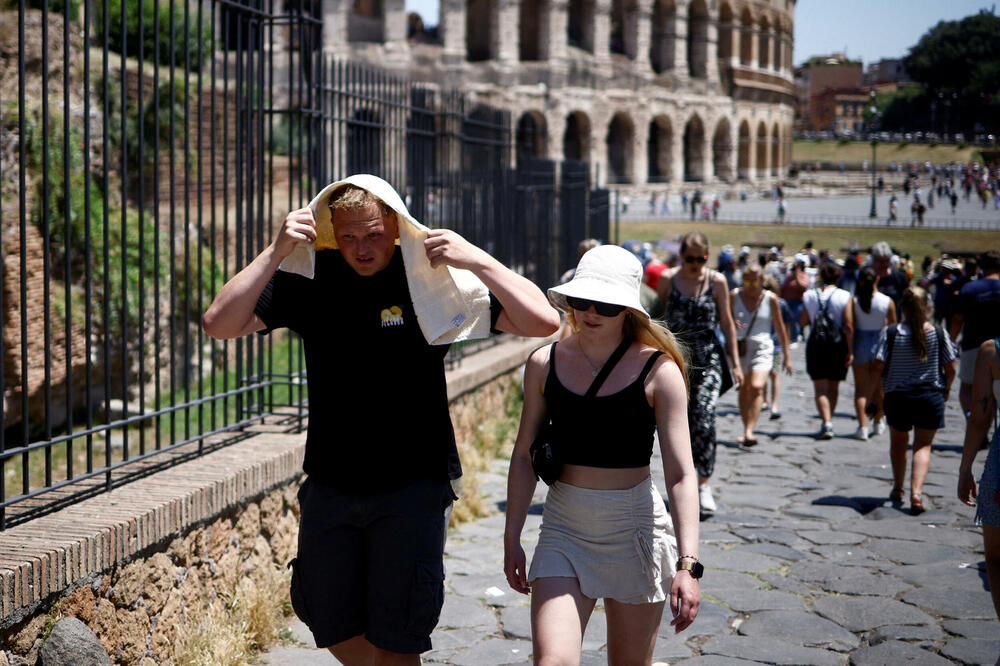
left=803, top=286, right=852, bottom=328
left=853, top=292, right=892, bottom=331
left=733, top=290, right=773, bottom=344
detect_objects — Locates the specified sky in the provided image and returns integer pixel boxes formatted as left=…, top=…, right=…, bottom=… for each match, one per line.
left=403, top=0, right=995, bottom=67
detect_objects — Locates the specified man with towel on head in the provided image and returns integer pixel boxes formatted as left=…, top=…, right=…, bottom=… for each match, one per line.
left=202, top=175, right=560, bottom=664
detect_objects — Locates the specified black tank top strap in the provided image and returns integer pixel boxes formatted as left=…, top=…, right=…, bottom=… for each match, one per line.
left=638, top=351, right=664, bottom=384
left=548, top=341, right=558, bottom=373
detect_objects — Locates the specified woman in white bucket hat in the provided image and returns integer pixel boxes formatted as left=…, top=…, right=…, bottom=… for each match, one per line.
left=504, top=245, right=701, bottom=663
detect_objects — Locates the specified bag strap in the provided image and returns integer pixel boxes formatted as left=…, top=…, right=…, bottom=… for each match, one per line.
left=740, top=289, right=761, bottom=337
left=884, top=323, right=899, bottom=368
left=584, top=337, right=632, bottom=399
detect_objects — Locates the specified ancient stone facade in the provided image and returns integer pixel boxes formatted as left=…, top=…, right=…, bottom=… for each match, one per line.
left=314, top=0, right=795, bottom=192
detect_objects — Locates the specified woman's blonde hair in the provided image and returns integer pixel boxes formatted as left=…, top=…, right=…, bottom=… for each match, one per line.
left=900, top=286, right=931, bottom=362
left=566, top=310, right=689, bottom=393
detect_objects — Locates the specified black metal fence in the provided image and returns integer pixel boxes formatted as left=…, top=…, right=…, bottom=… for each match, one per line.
left=0, top=0, right=604, bottom=528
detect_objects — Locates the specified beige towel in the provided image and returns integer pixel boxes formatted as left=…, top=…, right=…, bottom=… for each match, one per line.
left=279, top=175, right=492, bottom=345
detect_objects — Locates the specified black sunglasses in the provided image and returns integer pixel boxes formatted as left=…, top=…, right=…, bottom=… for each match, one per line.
left=683, top=255, right=708, bottom=264
left=565, top=296, right=627, bottom=317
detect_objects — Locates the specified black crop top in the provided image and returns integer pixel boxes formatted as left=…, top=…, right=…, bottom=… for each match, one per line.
left=544, top=342, right=663, bottom=468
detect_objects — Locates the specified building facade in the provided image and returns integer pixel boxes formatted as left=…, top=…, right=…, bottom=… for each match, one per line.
left=304, top=0, right=796, bottom=191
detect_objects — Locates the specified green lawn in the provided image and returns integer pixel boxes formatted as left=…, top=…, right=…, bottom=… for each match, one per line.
left=617, top=220, right=1000, bottom=264
left=792, top=140, right=982, bottom=168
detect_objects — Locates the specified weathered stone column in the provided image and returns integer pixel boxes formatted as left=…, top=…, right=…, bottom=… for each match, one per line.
left=593, top=0, right=612, bottom=63
left=592, top=120, right=609, bottom=187
left=547, top=109, right=567, bottom=162
left=634, top=0, right=653, bottom=70
left=670, top=112, right=685, bottom=185
left=671, top=12, right=689, bottom=84
left=705, top=17, right=719, bottom=83
left=496, top=0, right=520, bottom=65
left=544, top=0, right=569, bottom=61
left=440, top=0, right=468, bottom=64
left=321, top=0, right=350, bottom=56
left=383, top=0, right=410, bottom=61
left=633, top=113, right=650, bottom=185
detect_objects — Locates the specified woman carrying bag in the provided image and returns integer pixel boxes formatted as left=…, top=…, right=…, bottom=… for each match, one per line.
left=868, top=286, right=957, bottom=515
left=732, top=264, right=792, bottom=447
left=504, top=245, right=701, bottom=664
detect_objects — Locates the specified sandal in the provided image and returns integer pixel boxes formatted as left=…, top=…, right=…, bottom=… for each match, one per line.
left=910, top=495, right=925, bottom=515
left=743, top=437, right=758, bottom=448
left=769, top=411, right=782, bottom=420
left=889, top=487, right=904, bottom=503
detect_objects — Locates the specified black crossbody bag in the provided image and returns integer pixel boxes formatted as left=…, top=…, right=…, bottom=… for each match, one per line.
left=530, top=338, right=633, bottom=485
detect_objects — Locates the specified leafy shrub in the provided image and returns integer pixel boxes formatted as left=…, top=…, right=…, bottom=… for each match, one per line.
left=98, top=0, right=214, bottom=71
left=25, top=0, right=82, bottom=19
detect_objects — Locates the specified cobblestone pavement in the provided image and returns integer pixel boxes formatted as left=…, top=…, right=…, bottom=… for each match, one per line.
left=261, top=342, right=999, bottom=665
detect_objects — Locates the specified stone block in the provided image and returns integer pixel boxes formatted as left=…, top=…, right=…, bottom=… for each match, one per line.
left=37, top=617, right=111, bottom=666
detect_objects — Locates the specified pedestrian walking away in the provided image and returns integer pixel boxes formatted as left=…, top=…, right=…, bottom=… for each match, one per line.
left=504, top=245, right=701, bottom=664
left=949, top=250, right=1000, bottom=426
left=801, top=261, right=854, bottom=440
left=957, top=336, right=1000, bottom=620
left=868, top=287, right=957, bottom=516
left=656, top=232, right=743, bottom=518
left=201, top=174, right=560, bottom=664
left=851, top=266, right=896, bottom=440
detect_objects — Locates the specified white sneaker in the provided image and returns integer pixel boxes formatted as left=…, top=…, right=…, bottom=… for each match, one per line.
left=854, top=426, right=869, bottom=441
left=699, top=485, right=717, bottom=512
left=817, top=423, right=835, bottom=440
left=873, top=421, right=886, bottom=436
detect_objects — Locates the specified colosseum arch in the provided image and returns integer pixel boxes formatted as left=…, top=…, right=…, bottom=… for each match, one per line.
left=467, top=0, right=495, bottom=61
left=517, top=111, right=548, bottom=164
left=520, top=0, right=543, bottom=61
left=650, top=0, right=676, bottom=74
left=687, top=0, right=708, bottom=79
left=610, top=0, right=639, bottom=59
left=717, top=2, right=734, bottom=64
left=647, top=116, right=673, bottom=183
left=348, top=0, right=384, bottom=42
left=712, top=118, right=734, bottom=182
left=738, top=120, right=750, bottom=179
left=739, top=7, right=753, bottom=66
left=683, top=115, right=706, bottom=181
left=568, top=0, right=596, bottom=53
left=607, top=113, right=635, bottom=184
left=771, top=121, right=781, bottom=175
left=564, top=111, right=592, bottom=162
left=756, top=121, right=769, bottom=177
left=758, top=15, right=770, bottom=70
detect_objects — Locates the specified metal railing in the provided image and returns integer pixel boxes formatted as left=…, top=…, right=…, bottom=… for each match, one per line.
left=0, top=1, right=603, bottom=528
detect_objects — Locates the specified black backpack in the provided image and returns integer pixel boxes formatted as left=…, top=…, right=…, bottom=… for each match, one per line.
left=808, top=289, right=843, bottom=346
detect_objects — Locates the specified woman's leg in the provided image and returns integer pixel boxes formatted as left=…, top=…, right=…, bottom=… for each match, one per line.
left=909, top=427, right=937, bottom=500
left=853, top=362, right=870, bottom=430
left=605, top=598, right=666, bottom=666
left=738, top=376, right=752, bottom=440
left=769, top=367, right=781, bottom=415
left=983, top=524, right=1000, bottom=619
left=827, top=380, right=840, bottom=417
left=531, top=577, right=597, bottom=666
left=742, top=370, right=769, bottom=441
left=813, top=379, right=833, bottom=423
left=889, top=427, right=909, bottom=494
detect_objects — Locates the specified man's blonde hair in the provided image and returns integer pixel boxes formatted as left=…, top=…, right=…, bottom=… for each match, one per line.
left=327, top=184, right=393, bottom=216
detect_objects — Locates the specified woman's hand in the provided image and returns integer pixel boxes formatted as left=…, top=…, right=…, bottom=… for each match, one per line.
left=957, top=469, right=978, bottom=507
left=503, top=541, right=531, bottom=595
left=669, top=570, right=700, bottom=633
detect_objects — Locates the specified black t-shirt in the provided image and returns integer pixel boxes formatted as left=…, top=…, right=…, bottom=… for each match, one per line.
left=254, top=250, right=502, bottom=493
left=876, top=269, right=910, bottom=308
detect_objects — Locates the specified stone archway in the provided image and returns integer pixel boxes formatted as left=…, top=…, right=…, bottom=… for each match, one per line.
left=467, top=0, right=494, bottom=61
left=718, top=2, right=734, bottom=64
left=607, top=112, right=635, bottom=184
left=564, top=111, right=592, bottom=162
left=648, top=116, right=673, bottom=182
left=610, top=0, right=639, bottom=59
left=713, top=117, right=733, bottom=182
left=568, top=0, right=596, bottom=52
left=516, top=111, right=548, bottom=164
left=687, top=0, right=708, bottom=79
left=771, top=121, right=781, bottom=175
left=756, top=121, right=769, bottom=178
left=758, top=15, right=771, bottom=70
left=683, top=114, right=706, bottom=181
left=519, top=0, right=542, bottom=61
left=650, top=0, right=676, bottom=73
left=738, top=120, right=750, bottom=179
left=740, top=7, right=753, bottom=66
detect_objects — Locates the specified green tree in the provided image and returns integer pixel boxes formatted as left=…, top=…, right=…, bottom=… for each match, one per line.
left=904, top=9, right=1000, bottom=135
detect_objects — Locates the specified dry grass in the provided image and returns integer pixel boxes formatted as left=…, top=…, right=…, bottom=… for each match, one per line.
left=449, top=371, right=524, bottom=527
left=174, top=563, right=292, bottom=666
left=792, top=139, right=982, bottom=167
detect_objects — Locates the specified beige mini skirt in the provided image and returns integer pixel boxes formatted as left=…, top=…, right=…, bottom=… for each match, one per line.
left=527, top=476, right=678, bottom=604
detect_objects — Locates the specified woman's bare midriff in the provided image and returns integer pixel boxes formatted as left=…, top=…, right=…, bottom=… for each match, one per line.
left=559, top=463, right=652, bottom=490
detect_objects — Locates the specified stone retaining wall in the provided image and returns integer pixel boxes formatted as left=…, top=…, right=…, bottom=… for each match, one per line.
left=0, top=335, right=548, bottom=664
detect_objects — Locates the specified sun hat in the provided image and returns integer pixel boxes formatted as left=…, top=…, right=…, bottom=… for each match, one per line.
left=940, top=258, right=962, bottom=271
left=548, top=245, right=649, bottom=319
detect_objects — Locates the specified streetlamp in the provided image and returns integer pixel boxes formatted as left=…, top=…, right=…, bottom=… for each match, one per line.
left=868, top=90, right=880, bottom=218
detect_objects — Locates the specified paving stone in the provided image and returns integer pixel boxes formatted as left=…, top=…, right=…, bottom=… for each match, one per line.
left=662, top=600, right=734, bottom=638
left=890, top=561, right=989, bottom=592
left=941, top=618, right=1000, bottom=639
left=811, top=569, right=912, bottom=596
left=732, top=527, right=802, bottom=547
left=869, top=624, right=946, bottom=643
left=737, top=610, right=859, bottom=651
left=739, top=542, right=810, bottom=561
left=806, top=544, right=886, bottom=567
left=812, top=596, right=936, bottom=631
left=701, top=570, right=766, bottom=597
left=783, top=504, right=863, bottom=522
left=430, top=628, right=489, bottom=651
left=652, top=631, right=695, bottom=661
left=710, top=587, right=806, bottom=613
left=446, top=638, right=532, bottom=666
left=437, top=594, right=499, bottom=631
left=499, top=606, right=530, bottom=640
left=447, top=572, right=512, bottom=599
left=865, top=538, right=970, bottom=566
left=797, top=530, right=867, bottom=546
left=701, top=635, right=846, bottom=666
left=699, top=545, right=784, bottom=574
left=671, top=657, right=764, bottom=665
left=581, top=609, right=607, bottom=651
left=710, top=511, right=772, bottom=528
left=902, top=585, right=997, bottom=619
left=786, top=560, right=858, bottom=584
left=939, top=637, right=1000, bottom=666
left=757, top=572, right=815, bottom=597
left=847, top=640, right=954, bottom=665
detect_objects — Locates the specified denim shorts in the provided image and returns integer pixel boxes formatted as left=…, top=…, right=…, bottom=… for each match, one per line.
left=288, top=477, right=455, bottom=653
left=853, top=329, right=881, bottom=365
left=884, top=387, right=945, bottom=432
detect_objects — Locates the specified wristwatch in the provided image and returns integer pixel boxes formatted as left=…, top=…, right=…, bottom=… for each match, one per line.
left=676, top=558, right=704, bottom=579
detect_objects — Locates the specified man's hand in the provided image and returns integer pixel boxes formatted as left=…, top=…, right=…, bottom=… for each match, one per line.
left=273, top=207, right=317, bottom=259
left=424, top=229, right=487, bottom=270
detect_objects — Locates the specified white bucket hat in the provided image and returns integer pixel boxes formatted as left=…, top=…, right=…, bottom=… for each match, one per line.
left=548, top=245, right=649, bottom=319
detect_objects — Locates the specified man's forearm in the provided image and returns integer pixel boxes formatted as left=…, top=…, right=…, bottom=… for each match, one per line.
left=472, top=255, right=559, bottom=337
left=203, top=244, right=282, bottom=339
